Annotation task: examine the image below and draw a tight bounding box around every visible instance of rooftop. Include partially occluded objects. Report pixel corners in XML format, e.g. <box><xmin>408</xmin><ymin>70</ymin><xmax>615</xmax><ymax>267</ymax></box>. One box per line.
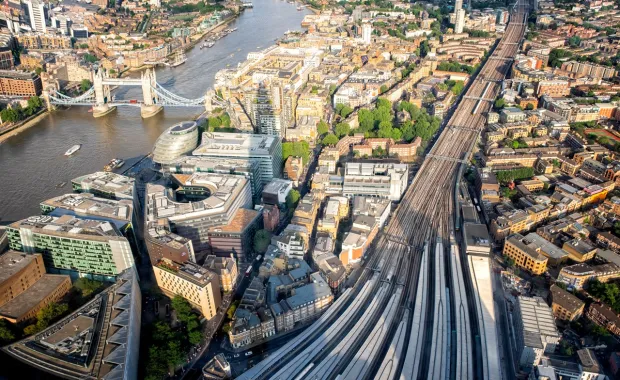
<box><xmin>0</xmin><ymin>69</ymin><xmax>39</xmax><ymax>80</ymax></box>
<box><xmin>212</xmin><ymin>208</ymin><xmax>261</xmax><ymax>234</ymax></box>
<box><xmin>517</xmin><ymin>296</ymin><xmax>560</xmax><ymax>349</ymax></box>
<box><xmin>285</xmin><ymin>272</ymin><xmax>332</xmax><ymax>309</ymax></box>
<box><xmin>10</xmin><ymin>215</ymin><xmax>125</xmax><ymax>243</ymax></box>
<box><xmin>3</xmin><ymin>269</ymin><xmax>141</xmax><ymax>380</ymax></box>
<box><xmin>193</xmin><ymin>132</ymin><xmax>279</xmax><ymax>157</ymax></box>
<box><xmin>156</xmin><ymin>260</ymin><xmax>218</xmax><ymax>288</ymax></box>
<box><xmin>41</xmin><ymin>193</ymin><xmax>133</xmax><ymax>223</ymax></box>
<box><xmin>550</xmin><ymin>285</ymin><xmax>584</xmax><ymax>314</ymax></box>
<box><xmin>71</xmin><ymin>172</ymin><xmax>134</xmax><ymax>200</ymax></box>
<box><xmin>0</xmin><ymin>275</ymin><xmax>69</xmax><ymax>320</ymax></box>
<box><xmin>0</xmin><ymin>251</ymin><xmax>38</xmax><ymax>285</ymax></box>
<box><xmin>146</xmin><ymin>172</ymin><xmax>249</xmax><ymax>224</ymax></box>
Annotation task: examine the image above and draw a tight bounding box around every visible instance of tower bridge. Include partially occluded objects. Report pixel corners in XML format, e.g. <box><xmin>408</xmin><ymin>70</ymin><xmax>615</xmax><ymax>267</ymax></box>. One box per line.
<box><xmin>43</xmin><ymin>69</ymin><xmax>221</xmax><ymax>118</ymax></box>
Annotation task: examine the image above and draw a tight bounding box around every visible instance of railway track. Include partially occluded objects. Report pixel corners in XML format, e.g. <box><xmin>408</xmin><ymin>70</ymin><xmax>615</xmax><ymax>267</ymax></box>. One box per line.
<box><xmin>237</xmin><ymin>2</ymin><xmax>528</xmax><ymax>379</ymax></box>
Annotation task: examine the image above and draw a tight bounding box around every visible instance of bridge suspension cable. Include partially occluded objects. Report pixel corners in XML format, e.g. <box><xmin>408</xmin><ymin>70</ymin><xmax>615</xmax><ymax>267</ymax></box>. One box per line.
<box><xmin>153</xmin><ymin>84</ymin><xmax>205</xmax><ymax>106</ymax></box>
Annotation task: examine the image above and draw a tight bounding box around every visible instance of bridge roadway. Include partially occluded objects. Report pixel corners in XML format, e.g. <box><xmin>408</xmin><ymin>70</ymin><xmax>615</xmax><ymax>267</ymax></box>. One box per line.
<box><xmin>236</xmin><ymin>3</ymin><xmax>527</xmax><ymax>379</ymax></box>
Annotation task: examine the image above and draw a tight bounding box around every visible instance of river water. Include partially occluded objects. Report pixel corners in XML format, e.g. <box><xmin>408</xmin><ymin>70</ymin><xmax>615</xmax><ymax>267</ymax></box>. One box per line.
<box><xmin>0</xmin><ymin>0</ymin><xmax>310</xmax><ymax>224</ymax></box>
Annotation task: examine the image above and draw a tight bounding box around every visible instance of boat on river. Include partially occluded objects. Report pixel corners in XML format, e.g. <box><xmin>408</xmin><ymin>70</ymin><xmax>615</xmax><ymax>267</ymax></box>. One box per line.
<box><xmin>104</xmin><ymin>158</ymin><xmax>125</xmax><ymax>172</ymax></box>
<box><xmin>64</xmin><ymin>144</ymin><xmax>81</xmax><ymax>156</ymax></box>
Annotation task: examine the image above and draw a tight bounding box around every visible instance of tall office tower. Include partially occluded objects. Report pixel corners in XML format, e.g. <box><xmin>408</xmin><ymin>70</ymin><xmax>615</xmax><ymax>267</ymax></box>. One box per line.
<box><xmin>362</xmin><ymin>23</ymin><xmax>372</xmax><ymax>44</ymax></box>
<box><xmin>455</xmin><ymin>8</ymin><xmax>466</xmax><ymax>34</ymax></box>
<box><xmin>24</xmin><ymin>0</ymin><xmax>46</xmax><ymax>32</ymax></box>
<box><xmin>455</xmin><ymin>0</ymin><xmax>463</xmax><ymax>11</ymax></box>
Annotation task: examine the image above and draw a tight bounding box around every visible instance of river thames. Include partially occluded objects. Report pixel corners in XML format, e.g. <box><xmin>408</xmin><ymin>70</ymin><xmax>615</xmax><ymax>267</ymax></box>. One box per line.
<box><xmin>0</xmin><ymin>0</ymin><xmax>310</xmax><ymax>224</ymax></box>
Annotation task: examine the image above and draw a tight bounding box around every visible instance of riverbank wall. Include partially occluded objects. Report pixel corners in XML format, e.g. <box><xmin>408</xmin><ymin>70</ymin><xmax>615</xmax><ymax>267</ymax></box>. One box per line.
<box><xmin>0</xmin><ymin>109</ymin><xmax>49</xmax><ymax>144</ymax></box>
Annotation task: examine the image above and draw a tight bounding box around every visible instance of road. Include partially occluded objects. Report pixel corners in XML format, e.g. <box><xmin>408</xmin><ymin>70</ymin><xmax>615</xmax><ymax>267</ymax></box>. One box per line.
<box><xmin>234</xmin><ymin>2</ymin><xmax>529</xmax><ymax>379</ymax></box>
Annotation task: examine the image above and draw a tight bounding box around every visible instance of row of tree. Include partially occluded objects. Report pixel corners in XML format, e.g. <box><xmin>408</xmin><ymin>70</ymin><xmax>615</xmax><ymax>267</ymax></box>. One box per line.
<box><xmin>282</xmin><ymin>141</ymin><xmax>311</xmax><ymax>165</ymax></box>
<box><xmin>0</xmin><ymin>96</ymin><xmax>43</xmax><ymax>123</ymax></box>
<box><xmin>145</xmin><ymin>296</ymin><xmax>203</xmax><ymax>380</ymax></box>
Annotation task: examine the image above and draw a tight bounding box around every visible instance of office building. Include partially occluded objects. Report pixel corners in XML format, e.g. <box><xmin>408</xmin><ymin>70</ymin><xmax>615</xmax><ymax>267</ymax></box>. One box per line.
<box><xmin>0</xmin><ymin>70</ymin><xmax>42</xmax><ymax>96</ymax></box>
<box><xmin>70</xmin><ymin>25</ymin><xmax>88</xmax><ymax>39</ymax></box>
<box><xmin>284</xmin><ymin>272</ymin><xmax>333</xmax><ymax>324</ymax></box>
<box><xmin>193</xmin><ymin>132</ymin><xmax>282</xmax><ymax>185</ymax></box>
<box><xmin>291</xmin><ymin>192</ymin><xmax>321</xmax><ymax>238</ymax></box>
<box><xmin>3</xmin><ymin>269</ymin><xmax>141</xmax><ymax>380</ymax></box>
<box><xmin>562</xmin><ymin>239</ymin><xmax>597</xmax><ymax>262</ymax></box>
<box><xmin>503</xmin><ymin>233</ymin><xmax>549</xmax><ymax>275</ymax></box>
<box><xmin>71</xmin><ymin>171</ymin><xmax>135</xmax><ymax>200</ymax></box>
<box><xmin>511</xmin><ymin>296</ymin><xmax>560</xmax><ymax>369</ymax></box>
<box><xmin>7</xmin><ymin>215</ymin><xmax>134</xmax><ymax>281</ymax></box>
<box><xmin>549</xmin><ymin>284</ymin><xmax>584</xmax><ymax>322</ymax></box>
<box><xmin>271</xmin><ymin>230</ymin><xmax>305</xmax><ymax>259</ymax></box>
<box><xmin>207</xmin><ymin>208</ymin><xmax>261</xmax><ymax>261</ymax></box>
<box><xmin>587</xmin><ymin>303</ymin><xmax>620</xmax><ymax>337</ymax></box>
<box><xmin>40</xmin><ymin>193</ymin><xmax>133</xmax><ymax>225</ymax></box>
<box><xmin>159</xmin><ymin>156</ymin><xmax>262</xmax><ymax>201</ymax></box>
<box><xmin>262</xmin><ymin>204</ymin><xmax>280</xmax><ymax>232</ymax></box>
<box><xmin>154</xmin><ymin>259</ymin><xmax>221</xmax><ymax>319</ymax></box>
<box><xmin>145</xmin><ymin>173</ymin><xmax>254</xmax><ymax>261</ymax></box>
<box><xmin>455</xmin><ymin>9</ymin><xmax>466</xmax><ymax>34</ymax></box>
<box><xmin>522</xmin><ymin>232</ymin><xmax>568</xmax><ymax>266</ymax></box>
<box><xmin>204</xmin><ymin>255</ymin><xmax>238</xmax><ymax>292</ymax></box>
<box><xmin>558</xmin><ymin>263</ymin><xmax>620</xmax><ymax>290</ymax></box>
<box><xmin>152</xmin><ymin>121</ymin><xmax>200</xmax><ymax>165</ymax></box>
<box><xmin>343</xmin><ymin>162</ymin><xmax>409</xmax><ymax>201</ymax></box>
<box><xmin>24</xmin><ymin>0</ymin><xmax>46</xmax><ymax>32</ymax></box>
<box><xmin>0</xmin><ymin>251</ymin><xmax>71</xmax><ymax>323</ymax></box>
<box><xmin>262</xmin><ymin>179</ymin><xmax>293</xmax><ymax>205</ymax></box>
<box><xmin>362</xmin><ymin>23</ymin><xmax>372</xmax><ymax>44</ymax></box>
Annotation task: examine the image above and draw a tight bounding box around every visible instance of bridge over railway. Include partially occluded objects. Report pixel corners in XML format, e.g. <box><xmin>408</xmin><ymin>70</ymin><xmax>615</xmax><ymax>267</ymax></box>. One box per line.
<box><xmin>42</xmin><ymin>69</ymin><xmax>224</xmax><ymax>118</ymax></box>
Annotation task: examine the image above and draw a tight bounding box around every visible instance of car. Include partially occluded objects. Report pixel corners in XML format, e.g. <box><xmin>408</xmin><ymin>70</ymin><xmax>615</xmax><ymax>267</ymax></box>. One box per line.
<box><xmin>245</xmin><ymin>351</ymin><xmax>253</xmax><ymax>357</ymax></box>
<box><xmin>233</xmin><ymin>353</ymin><xmax>240</xmax><ymax>358</ymax></box>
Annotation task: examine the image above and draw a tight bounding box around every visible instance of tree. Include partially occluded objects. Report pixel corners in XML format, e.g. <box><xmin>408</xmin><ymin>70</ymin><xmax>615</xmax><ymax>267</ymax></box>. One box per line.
<box><xmin>282</xmin><ymin>141</ymin><xmax>310</xmax><ymax>164</ymax></box>
<box><xmin>35</xmin><ymin>67</ymin><xmax>43</xmax><ymax>75</ymax></box>
<box><xmin>335</xmin><ymin>122</ymin><xmax>350</xmax><ymax>138</ymax></box>
<box><xmin>226</xmin><ymin>301</ymin><xmax>239</xmax><ymax>320</ymax></box>
<box><xmin>253</xmin><ymin>229</ymin><xmax>271</xmax><ymax>254</ymax></box>
<box><xmin>376</xmin><ymin>97</ymin><xmax>391</xmax><ymax>110</ymax></box>
<box><xmin>560</xmin><ymin>340</ymin><xmax>574</xmax><ymax>356</ymax></box>
<box><xmin>419</xmin><ymin>40</ymin><xmax>430</xmax><ymax>58</ymax></box>
<box><xmin>83</xmin><ymin>53</ymin><xmax>98</xmax><ymax>63</ymax></box>
<box><xmin>286</xmin><ymin>189</ymin><xmax>301</xmax><ymax>209</ymax></box>
<box><xmin>494</xmin><ymin>98</ymin><xmax>506</xmax><ymax>109</ymax></box>
<box><xmin>80</xmin><ymin>79</ymin><xmax>93</xmax><ymax>93</ymax></box>
<box><xmin>568</xmin><ymin>35</ymin><xmax>582</xmax><ymax>47</ymax></box>
<box><xmin>317</xmin><ymin>120</ymin><xmax>329</xmax><ymax>136</ymax></box>
<box><xmin>525</xmin><ymin>103</ymin><xmax>534</xmax><ymax>110</ymax></box>
<box><xmin>322</xmin><ymin>133</ymin><xmax>339</xmax><ymax>146</ymax></box>
<box><xmin>171</xmin><ymin>296</ymin><xmax>202</xmax><ymax>345</ymax></box>
<box><xmin>0</xmin><ymin>320</ymin><xmax>16</xmax><ymax>344</ymax></box>
<box><xmin>338</xmin><ymin>105</ymin><xmax>353</xmax><ymax>118</ymax></box>
<box><xmin>380</xmin><ymin>84</ymin><xmax>388</xmax><ymax>94</ymax></box>
<box><xmin>74</xmin><ymin>278</ymin><xmax>103</xmax><ymax>297</ymax></box>
<box><xmin>24</xmin><ymin>302</ymin><xmax>69</xmax><ymax>335</ymax></box>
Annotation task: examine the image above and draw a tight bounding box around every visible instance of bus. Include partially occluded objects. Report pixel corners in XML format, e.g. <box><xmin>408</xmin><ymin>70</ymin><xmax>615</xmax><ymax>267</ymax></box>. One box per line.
<box><xmin>245</xmin><ymin>267</ymin><xmax>252</xmax><ymax>277</ymax></box>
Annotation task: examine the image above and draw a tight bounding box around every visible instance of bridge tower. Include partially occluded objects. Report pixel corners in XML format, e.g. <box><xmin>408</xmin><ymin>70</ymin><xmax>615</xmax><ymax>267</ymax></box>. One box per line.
<box><xmin>140</xmin><ymin>69</ymin><xmax>162</xmax><ymax>118</ymax></box>
<box><xmin>92</xmin><ymin>69</ymin><xmax>116</xmax><ymax>118</ymax></box>
<box><xmin>204</xmin><ymin>89</ymin><xmax>216</xmax><ymax>113</ymax></box>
